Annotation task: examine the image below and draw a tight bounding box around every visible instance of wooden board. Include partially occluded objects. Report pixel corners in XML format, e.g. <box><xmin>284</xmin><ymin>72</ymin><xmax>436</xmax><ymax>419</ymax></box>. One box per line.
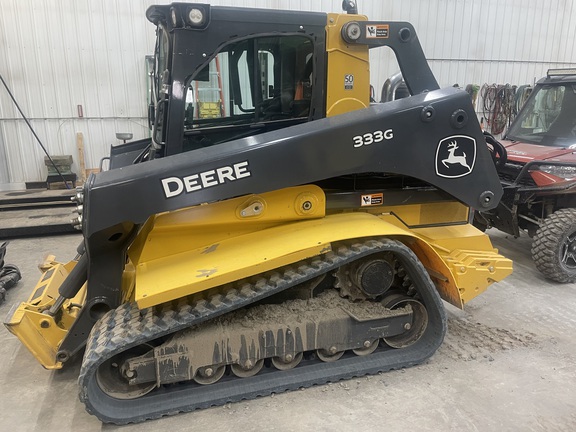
<box><xmin>77</xmin><ymin>132</ymin><xmax>87</xmax><ymax>183</ymax></box>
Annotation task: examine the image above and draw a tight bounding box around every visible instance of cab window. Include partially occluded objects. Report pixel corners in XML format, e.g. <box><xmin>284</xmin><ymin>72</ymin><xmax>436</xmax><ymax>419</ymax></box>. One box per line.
<box><xmin>183</xmin><ymin>35</ymin><xmax>314</xmax><ymax>150</ymax></box>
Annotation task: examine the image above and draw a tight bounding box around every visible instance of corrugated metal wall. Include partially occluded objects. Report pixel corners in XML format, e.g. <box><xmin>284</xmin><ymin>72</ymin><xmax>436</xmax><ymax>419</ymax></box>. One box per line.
<box><xmin>0</xmin><ymin>0</ymin><xmax>158</xmax><ymax>189</ymax></box>
<box><xmin>1</xmin><ymin>0</ymin><xmax>575</xmax><ymax>189</ymax></box>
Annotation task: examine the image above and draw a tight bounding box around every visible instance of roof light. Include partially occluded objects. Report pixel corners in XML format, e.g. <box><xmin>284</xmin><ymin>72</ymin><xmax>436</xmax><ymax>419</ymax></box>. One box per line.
<box><xmin>188</xmin><ymin>8</ymin><xmax>205</xmax><ymax>25</ymax></box>
<box><xmin>547</xmin><ymin>68</ymin><xmax>576</xmax><ymax>77</ymax></box>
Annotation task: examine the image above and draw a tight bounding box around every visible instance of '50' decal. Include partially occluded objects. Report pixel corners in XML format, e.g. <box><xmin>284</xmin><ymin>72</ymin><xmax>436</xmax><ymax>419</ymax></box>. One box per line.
<box><xmin>352</xmin><ymin>129</ymin><xmax>393</xmax><ymax>147</ymax></box>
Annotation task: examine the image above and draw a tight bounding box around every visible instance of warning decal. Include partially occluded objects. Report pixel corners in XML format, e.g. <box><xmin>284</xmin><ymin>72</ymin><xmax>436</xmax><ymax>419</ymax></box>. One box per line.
<box><xmin>361</xmin><ymin>193</ymin><xmax>384</xmax><ymax>207</ymax></box>
<box><xmin>366</xmin><ymin>24</ymin><xmax>389</xmax><ymax>38</ymax></box>
<box><xmin>344</xmin><ymin>74</ymin><xmax>354</xmax><ymax>90</ymax></box>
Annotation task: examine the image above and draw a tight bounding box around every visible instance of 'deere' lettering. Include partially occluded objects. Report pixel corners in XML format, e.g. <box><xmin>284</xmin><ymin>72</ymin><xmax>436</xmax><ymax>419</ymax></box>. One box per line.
<box><xmin>161</xmin><ymin>161</ymin><xmax>252</xmax><ymax>198</ymax></box>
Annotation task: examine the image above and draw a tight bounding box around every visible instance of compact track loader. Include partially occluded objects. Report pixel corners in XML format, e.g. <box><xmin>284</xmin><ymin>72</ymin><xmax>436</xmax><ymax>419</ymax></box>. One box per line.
<box><xmin>5</xmin><ymin>2</ymin><xmax>512</xmax><ymax>423</ymax></box>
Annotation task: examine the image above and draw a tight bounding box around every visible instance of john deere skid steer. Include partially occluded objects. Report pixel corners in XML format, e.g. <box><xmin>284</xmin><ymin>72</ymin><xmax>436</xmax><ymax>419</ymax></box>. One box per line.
<box><xmin>5</xmin><ymin>2</ymin><xmax>512</xmax><ymax>423</ymax></box>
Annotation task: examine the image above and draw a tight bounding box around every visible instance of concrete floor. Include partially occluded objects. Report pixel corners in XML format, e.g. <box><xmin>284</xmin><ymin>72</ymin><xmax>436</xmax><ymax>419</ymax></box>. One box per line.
<box><xmin>1</xmin><ymin>230</ymin><xmax>575</xmax><ymax>432</ymax></box>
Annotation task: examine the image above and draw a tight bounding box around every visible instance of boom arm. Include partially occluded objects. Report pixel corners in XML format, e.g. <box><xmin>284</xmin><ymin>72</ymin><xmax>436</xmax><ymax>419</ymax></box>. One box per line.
<box><xmin>86</xmin><ymin>87</ymin><xmax>498</xmax><ymax>236</ymax></box>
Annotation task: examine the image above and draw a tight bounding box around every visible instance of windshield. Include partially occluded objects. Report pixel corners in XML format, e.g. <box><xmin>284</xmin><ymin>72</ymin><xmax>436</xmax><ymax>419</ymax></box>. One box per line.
<box><xmin>184</xmin><ymin>35</ymin><xmax>314</xmax><ymax>130</ymax></box>
<box><xmin>507</xmin><ymin>83</ymin><xmax>576</xmax><ymax>147</ymax></box>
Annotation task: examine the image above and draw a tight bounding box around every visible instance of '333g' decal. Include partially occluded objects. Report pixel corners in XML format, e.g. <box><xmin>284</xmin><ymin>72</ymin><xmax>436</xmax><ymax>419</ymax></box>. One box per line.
<box><xmin>352</xmin><ymin>129</ymin><xmax>393</xmax><ymax>147</ymax></box>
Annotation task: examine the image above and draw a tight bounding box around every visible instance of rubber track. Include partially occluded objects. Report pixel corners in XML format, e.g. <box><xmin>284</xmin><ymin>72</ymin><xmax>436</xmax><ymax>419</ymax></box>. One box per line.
<box><xmin>531</xmin><ymin>208</ymin><xmax>576</xmax><ymax>283</ymax></box>
<box><xmin>79</xmin><ymin>238</ymin><xmax>447</xmax><ymax>424</ymax></box>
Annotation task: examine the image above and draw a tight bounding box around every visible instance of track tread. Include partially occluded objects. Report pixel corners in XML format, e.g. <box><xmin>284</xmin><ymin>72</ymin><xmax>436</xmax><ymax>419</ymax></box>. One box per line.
<box><xmin>531</xmin><ymin>208</ymin><xmax>576</xmax><ymax>283</ymax></box>
<box><xmin>79</xmin><ymin>238</ymin><xmax>446</xmax><ymax>424</ymax></box>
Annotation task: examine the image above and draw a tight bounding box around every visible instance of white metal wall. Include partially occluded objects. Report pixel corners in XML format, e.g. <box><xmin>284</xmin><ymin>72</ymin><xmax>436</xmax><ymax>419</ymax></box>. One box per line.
<box><xmin>1</xmin><ymin>0</ymin><xmax>575</xmax><ymax>189</ymax></box>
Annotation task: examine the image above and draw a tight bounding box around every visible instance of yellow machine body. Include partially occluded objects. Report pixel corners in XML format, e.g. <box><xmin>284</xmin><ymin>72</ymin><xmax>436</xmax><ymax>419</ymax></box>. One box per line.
<box><xmin>6</xmin><ymin>185</ymin><xmax>512</xmax><ymax>369</ymax></box>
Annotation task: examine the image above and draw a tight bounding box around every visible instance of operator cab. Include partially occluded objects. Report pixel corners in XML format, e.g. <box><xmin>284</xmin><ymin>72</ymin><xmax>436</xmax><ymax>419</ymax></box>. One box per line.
<box><xmin>147</xmin><ymin>3</ymin><xmax>327</xmax><ymax>159</ymax></box>
<box><xmin>109</xmin><ymin>2</ymin><xmax>439</xmax><ymax>168</ymax></box>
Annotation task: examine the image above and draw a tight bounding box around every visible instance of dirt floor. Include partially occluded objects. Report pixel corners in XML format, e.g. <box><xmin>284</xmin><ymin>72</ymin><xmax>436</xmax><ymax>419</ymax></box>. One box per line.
<box><xmin>1</xmin><ymin>230</ymin><xmax>575</xmax><ymax>432</ymax></box>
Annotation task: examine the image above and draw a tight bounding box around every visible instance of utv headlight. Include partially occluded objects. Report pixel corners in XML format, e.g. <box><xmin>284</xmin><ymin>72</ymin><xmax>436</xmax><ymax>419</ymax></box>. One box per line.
<box><xmin>539</xmin><ymin>165</ymin><xmax>576</xmax><ymax>180</ymax></box>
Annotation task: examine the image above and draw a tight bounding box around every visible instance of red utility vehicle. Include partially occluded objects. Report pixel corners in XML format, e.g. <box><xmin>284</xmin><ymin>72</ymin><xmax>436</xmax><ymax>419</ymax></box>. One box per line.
<box><xmin>476</xmin><ymin>69</ymin><xmax>576</xmax><ymax>282</ymax></box>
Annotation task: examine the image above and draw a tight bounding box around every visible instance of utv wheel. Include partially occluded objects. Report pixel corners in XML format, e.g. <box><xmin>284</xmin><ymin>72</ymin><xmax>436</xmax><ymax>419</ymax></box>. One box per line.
<box><xmin>531</xmin><ymin>208</ymin><xmax>576</xmax><ymax>283</ymax></box>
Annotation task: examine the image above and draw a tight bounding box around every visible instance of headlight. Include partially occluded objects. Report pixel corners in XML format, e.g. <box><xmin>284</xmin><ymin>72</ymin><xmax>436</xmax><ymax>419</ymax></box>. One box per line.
<box><xmin>539</xmin><ymin>165</ymin><xmax>576</xmax><ymax>180</ymax></box>
<box><xmin>188</xmin><ymin>8</ymin><xmax>205</xmax><ymax>25</ymax></box>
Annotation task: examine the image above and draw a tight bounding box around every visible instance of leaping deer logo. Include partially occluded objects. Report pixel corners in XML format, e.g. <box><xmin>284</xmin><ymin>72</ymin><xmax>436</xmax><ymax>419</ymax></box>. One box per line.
<box><xmin>442</xmin><ymin>140</ymin><xmax>471</xmax><ymax>171</ymax></box>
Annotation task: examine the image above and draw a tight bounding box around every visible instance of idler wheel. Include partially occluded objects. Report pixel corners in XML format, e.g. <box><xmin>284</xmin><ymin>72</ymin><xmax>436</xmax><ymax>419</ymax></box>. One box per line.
<box><xmin>382</xmin><ymin>293</ymin><xmax>428</xmax><ymax>349</ymax></box>
<box><xmin>271</xmin><ymin>352</ymin><xmax>303</xmax><ymax>370</ymax></box>
<box><xmin>230</xmin><ymin>359</ymin><xmax>265</xmax><ymax>378</ymax></box>
<box><xmin>95</xmin><ymin>344</ymin><xmax>156</xmax><ymax>400</ymax></box>
<box><xmin>316</xmin><ymin>348</ymin><xmax>345</xmax><ymax>362</ymax></box>
<box><xmin>352</xmin><ymin>339</ymin><xmax>379</xmax><ymax>356</ymax></box>
<box><xmin>193</xmin><ymin>365</ymin><xmax>226</xmax><ymax>385</ymax></box>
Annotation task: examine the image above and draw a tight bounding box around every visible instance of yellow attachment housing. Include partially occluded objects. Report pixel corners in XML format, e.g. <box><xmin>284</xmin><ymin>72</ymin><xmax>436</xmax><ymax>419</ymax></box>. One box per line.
<box><xmin>4</xmin><ymin>261</ymin><xmax>86</xmax><ymax>370</ymax></box>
